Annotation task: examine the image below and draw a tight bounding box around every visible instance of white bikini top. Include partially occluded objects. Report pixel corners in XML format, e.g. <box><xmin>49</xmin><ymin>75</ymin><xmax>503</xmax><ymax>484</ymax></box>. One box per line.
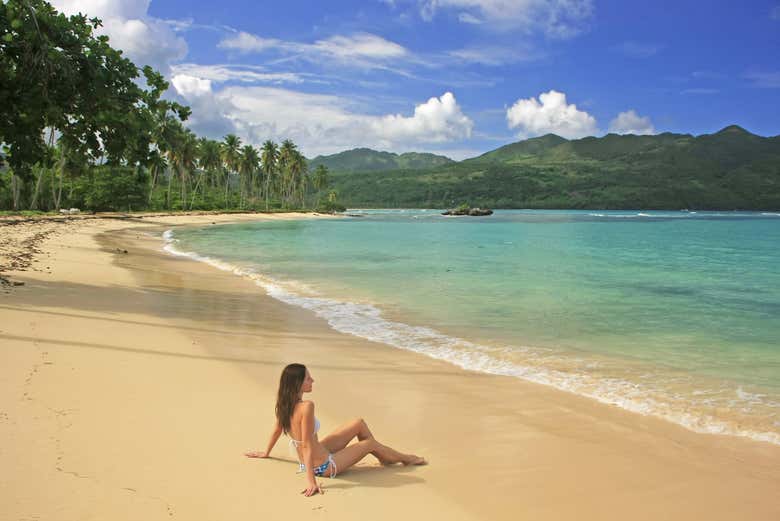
<box><xmin>289</xmin><ymin>416</ymin><xmax>320</xmax><ymax>447</ymax></box>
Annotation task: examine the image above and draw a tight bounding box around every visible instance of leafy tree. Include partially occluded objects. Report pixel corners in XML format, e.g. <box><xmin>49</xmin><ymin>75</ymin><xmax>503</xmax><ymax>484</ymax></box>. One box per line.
<box><xmin>0</xmin><ymin>0</ymin><xmax>189</xmax><ymax>210</ymax></box>
<box><xmin>221</xmin><ymin>134</ymin><xmax>242</xmax><ymax>206</ymax></box>
<box><xmin>260</xmin><ymin>140</ymin><xmax>279</xmax><ymax>210</ymax></box>
<box><xmin>313</xmin><ymin>164</ymin><xmax>329</xmax><ymax>192</ymax></box>
<box><xmin>198</xmin><ymin>138</ymin><xmax>222</xmax><ymax>190</ymax></box>
<box><xmin>238</xmin><ymin>144</ymin><xmax>260</xmax><ymax>207</ymax></box>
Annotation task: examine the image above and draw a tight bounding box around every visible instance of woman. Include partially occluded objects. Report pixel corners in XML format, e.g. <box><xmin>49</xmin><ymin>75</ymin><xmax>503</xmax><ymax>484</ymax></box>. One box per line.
<box><xmin>245</xmin><ymin>363</ymin><xmax>426</xmax><ymax>496</ymax></box>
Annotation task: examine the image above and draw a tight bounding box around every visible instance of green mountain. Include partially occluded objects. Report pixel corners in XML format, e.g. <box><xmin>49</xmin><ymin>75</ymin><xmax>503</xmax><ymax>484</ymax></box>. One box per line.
<box><xmin>467</xmin><ymin>133</ymin><xmax>568</xmax><ymax>163</ymax></box>
<box><xmin>328</xmin><ymin>126</ymin><xmax>780</xmax><ymax>210</ymax></box>
<box><xmin>308</xmin><ymin>148</ymin><xmax>454</xmax><ymax>173</ymax></box>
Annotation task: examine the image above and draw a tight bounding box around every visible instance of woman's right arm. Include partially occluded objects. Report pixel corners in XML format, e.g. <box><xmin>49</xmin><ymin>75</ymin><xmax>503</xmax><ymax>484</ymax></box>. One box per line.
<box><xmin>244</xmin><ymin>419</ymin><xmax>282</xmax><ymax>458</ymax></box>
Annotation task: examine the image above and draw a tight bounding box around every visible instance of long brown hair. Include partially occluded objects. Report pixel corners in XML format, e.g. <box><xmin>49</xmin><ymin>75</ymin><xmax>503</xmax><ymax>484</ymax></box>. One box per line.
<box><xmin>275</xmin><ymin>363</ymin><xmax>307</xmax><ymax>435</ymax></box>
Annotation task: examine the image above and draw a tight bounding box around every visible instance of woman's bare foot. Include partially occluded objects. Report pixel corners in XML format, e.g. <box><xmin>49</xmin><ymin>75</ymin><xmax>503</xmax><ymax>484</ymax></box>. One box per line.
<box><xmin>404</xmin><ymin>455</ymin><xmax>427</xmax><ymax>466</ymax></box>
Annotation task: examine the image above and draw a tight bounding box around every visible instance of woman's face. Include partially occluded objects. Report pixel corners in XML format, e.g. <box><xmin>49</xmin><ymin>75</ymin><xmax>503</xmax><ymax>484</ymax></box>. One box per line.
<box><xmin>301</xmin><ymin>370</ymin><xmax>314</xmax><ymax>394</ymax></box>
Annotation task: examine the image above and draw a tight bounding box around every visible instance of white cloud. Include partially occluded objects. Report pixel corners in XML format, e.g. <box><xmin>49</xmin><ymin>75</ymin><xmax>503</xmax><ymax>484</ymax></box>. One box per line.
<box><xmin>171</xmin><ymin>78</ymin><xmax>473</xmax><ymax>156</ymax></box>
<box><xmin>171</xmin><ymin>74</ymin><xmax>213</xmax><ymax>97</ymax></box>
<box><xmin>419</xmin><ymin>0</ymin><xmax>594</xmax><ymax>37</ymax></box>
<box><xmin>171</xmin><ymin>64</ymin><xmax>305</xmax><ymax>84</ymax></box>
<box><xmin>217</xmin><ymin>31</ymin><xmax>408</xmax><ymax>65</ymax></box>
<box><xmin>313</xmin><ymin>34</ymin><xmax>408</xmax><ymax>59</ymax></box>
<box><xmin>448</xmin><ymin>45</ymin><xmax>539</xmax><ymax>65</ymax></box>
<box><xmin>51</xmin><ymin>0</ymin><xmax>187</xmax><ymax>74</ymax></box>
<box><xmin>771</xmin><ymin>5</ymin><xmax>780</xmax><ymax>20</ymax></box>
<box><xmin>372</xmin><ymin>92</ymin><xmax>473</xmax><ymax>143</ymax></box>
<box><xmin>218</xmin><ymin>32</ymin><xmax>283</xmax><ymax>53</ymax></box>
<box><xmin>506</xmin><ymin>90</ymin><xmax>597</xmax><ymax>139</ymax></box>
<box><xmin>53</xmin><ymin>0</ymin><xmax>149</xmax><ymax>20</ymax></box>
<box><xmin>608</xmin><ymin>110</ymin><xmax>655</xmax><ymax>135</ymax></box>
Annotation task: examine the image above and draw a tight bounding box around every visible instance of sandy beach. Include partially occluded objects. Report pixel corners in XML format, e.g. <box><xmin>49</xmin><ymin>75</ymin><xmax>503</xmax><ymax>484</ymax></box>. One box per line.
<box><xmin>2</xmin><ymin>213</ymin><xmax>779</xmax><ymax>521</ymax></box>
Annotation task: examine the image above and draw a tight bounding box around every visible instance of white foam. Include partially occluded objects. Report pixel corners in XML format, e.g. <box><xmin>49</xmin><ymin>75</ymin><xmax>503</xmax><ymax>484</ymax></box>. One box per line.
<box><xmin>162</xmin><ymin>229</ymin><xmax>780</xmax><ymax>446</ymax></box>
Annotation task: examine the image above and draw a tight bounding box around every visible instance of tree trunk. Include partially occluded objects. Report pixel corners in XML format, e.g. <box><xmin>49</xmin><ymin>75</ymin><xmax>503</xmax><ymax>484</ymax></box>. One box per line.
<box><xmin>54</xmin><ymin>156</ymin><xmax>65</xmax><ymax>211</ymax></box>
<box><xmin>166</xmin><ymin>167</ymin><xmax>173</xmax><ymax>209</ymax></box>
<box><xmin>224</xmin><ymin>172</ymin><xmax>230</xmax><ymax>208</ymax></box>
<box><xmin>148</xmin><ymin>166</ymin><xmax>158</xmax><ymax>204</ymax></box>
<box><xmin>189</xmin><ymin>172</ymin><xmax>202</xmax><ymax>210</ymax></box>
<box><xmin>264</xmin><ymin>171</ymin><xmax>270</xmax><ymax>211</ymax></box>
<box><xmin>29</xmin><ymin>165</ymin><xmax>45</xmax><ymax>210</ymax></box>
<box><xmin>11</xmin><ymin>175</ymin><xmax>21</xmax><ymax>211</ymax></box>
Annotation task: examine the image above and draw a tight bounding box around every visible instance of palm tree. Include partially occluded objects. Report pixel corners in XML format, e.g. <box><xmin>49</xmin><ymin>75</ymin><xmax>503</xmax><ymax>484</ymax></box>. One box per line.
<box><xmin>312</xmin><ymin>164</ymin><xmax>328</xmax><ymax>197</ymax></box>
<box><xmin>147</xmin><ymin>150</ymin><xmax>167</xmax><ymax>204</ymax></box>
<box><xmin>289</xmin><ymin>151</ymin><xmax>308</xmax><ymax>208</ymax></box>
<box><xmin>278</xmin><ymin>139</ymin><xmax>298</xmax><ymax>207</ymax></box>
<box><xmin>260</xmin><ymin>140</ymin><xmax>278</xmax><ymax>210</ymax></box>
<box><xmin>238</xmin><ymin>144</ymin><xmax>260</xmax><ymax>208</ymax></box>
<box><xmin>153</xmin><ymin>116</ymin><xmax>188</xmax><ymax>209</ymax></box>
<box><xmin>198</xmin><ymin>138</ymin><xmax>222</xmax><ymax>191</ymax></box>
<box><xmin>169</xmin><ymin>128</ymin><xmax>198</xmax><ymax>208</ymax></box>
<box><xmin>221</xmin><ymin>134</ymin><xmax>242</xmax><ymax>207</ymax></box>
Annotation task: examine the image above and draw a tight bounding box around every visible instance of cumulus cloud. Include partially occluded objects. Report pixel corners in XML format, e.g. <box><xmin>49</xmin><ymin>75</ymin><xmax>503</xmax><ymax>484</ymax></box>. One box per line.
<box><xmin>608</xmin><ymin>110</ymin><xmax>655</xmax><ymax>135</ymax></box>
<box><xmin>506</xmin><ymin>90</ymin><xmax>597</xmax><ymax>139</ymax></box>
<box><xmin>372</xmin><ymin>92</ymin><xmax>473</xmax><ymax>142</ymax></box>
<box><xmin>171</xmin><ymin>74</ymin><xmax>213</xmax><ymax>98</ymax></box>
<box><xmin>170</xmin><ymin>78</ymin><xmax>473</xmax><ymax>156</ymax></box>
<box><xmin>51</xmin><ymin>0</ymin><xmax>187</xmax><ymax>74</ymax></box>
<box><xmin>419</xmin><ymin>0</ymin><xmax>594</xmax><ymax>37</ymax></box>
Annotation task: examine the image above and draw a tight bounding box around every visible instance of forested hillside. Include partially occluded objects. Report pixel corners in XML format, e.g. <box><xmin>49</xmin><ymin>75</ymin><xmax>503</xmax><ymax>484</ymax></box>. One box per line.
<box><xmin>329</xmin><ymin>126</ymin><xmax>780</xmax><ymax>210</ymax></box>
<box><xmin>308</xmin><ymin>148</ymin><xmax>453</xmax><ymax>173</ymax></box>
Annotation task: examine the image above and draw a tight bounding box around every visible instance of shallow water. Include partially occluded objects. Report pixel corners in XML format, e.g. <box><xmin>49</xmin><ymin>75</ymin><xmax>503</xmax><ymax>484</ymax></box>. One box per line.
<box><xmin>165</xmin><ymin>210</ymin><xmax>780</xmax><ymax>444</ymax></box>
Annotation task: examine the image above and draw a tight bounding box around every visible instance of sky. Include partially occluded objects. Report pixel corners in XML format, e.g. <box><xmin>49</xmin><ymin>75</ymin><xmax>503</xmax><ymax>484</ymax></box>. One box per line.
<box><xmin>51</xmin><ymin>0</ymin><xmax>780</xmax><ymax>160</ymax></box>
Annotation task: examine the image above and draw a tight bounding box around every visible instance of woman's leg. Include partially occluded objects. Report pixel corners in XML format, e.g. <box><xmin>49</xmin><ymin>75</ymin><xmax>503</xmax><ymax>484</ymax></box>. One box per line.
<box><xmin>320</xmin><ymin>418</ymin><xmax>374</xmax><ymax>453</ymax></box>
<box><xmin>330</xmin><ymin>438</ymin><xmax>425</xmax><ymax>475</ymax></box>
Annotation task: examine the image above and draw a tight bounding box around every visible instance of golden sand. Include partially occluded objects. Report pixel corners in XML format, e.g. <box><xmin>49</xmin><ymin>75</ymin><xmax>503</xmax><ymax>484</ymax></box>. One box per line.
<box><xmin>1</xmin><ymin>213</ymin><xmax>779</xmax><ymax>520</ymax></box>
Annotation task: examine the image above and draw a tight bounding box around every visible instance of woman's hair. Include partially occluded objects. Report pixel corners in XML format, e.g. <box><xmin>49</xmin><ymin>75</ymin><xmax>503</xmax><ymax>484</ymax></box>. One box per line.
<box><xmin>275</xmin><ymin>363</ymin><xmax>307</xmax><ymax>435</ymax></box>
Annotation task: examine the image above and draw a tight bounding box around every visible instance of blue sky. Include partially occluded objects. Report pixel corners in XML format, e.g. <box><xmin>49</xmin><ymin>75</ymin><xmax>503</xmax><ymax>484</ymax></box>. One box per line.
<box><xmin>52</xmin><ymin>0</ymin><xmax>780</xmax><ymax>159</ymax></box>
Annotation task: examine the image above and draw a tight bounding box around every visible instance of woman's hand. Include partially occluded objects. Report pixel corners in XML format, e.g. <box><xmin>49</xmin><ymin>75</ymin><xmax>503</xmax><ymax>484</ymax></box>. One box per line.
<box><xmin>301</xmin><ymin>480</ymin><xmax>324</xmax><ymax>497</ymax></box>
<box><xmin>244</xmin><ymin>450</ymin><xmax>269</xmax><ymax>458</ymax></box>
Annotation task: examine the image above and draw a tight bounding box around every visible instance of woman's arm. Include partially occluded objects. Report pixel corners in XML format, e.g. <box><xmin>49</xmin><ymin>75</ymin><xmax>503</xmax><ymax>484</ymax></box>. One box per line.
<box><xmin>299</xmin><ymin>401</ymin><xmax>323</xmax><ymax>497</ymax></box>
<box><xmin>244</xmin><ymin>419</ymin><xmax>282</xmax><ymax>458</ymax></box>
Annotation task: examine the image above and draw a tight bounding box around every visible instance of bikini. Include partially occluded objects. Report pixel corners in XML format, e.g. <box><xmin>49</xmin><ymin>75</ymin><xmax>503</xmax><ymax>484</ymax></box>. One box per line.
<box><xmin>289</xmin><ymin>416</ymin><xmax>338</xmax><ymax>478</ymax></box>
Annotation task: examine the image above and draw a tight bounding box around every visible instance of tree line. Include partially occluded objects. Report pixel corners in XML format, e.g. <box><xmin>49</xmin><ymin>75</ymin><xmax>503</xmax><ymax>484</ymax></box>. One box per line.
<box><xmin>0</xmin><ymin>0</ymin><xmax>339</xmax><ymax>213</ymax></box>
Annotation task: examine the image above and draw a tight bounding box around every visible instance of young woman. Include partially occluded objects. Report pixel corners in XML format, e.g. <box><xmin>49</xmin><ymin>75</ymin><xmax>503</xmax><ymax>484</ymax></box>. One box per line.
<box><xmin>245</xmin><ymin>363</ymin><xmax>426</xmax><ymax>496</ymax></box>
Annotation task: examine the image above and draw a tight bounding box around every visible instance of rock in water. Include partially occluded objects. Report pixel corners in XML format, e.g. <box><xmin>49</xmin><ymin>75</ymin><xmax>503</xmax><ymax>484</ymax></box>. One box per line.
<box><xmin>442</xmin><ymin>206</ymin><xmax>493</xmax><ymax>216</ymax></box>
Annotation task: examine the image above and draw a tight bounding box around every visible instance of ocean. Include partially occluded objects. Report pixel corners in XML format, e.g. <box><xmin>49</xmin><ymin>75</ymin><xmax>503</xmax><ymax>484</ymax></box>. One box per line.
<box><xmin>163</xmin><ymin>209</ymin><xmax>780</xmax><ymax>445</ymax></box>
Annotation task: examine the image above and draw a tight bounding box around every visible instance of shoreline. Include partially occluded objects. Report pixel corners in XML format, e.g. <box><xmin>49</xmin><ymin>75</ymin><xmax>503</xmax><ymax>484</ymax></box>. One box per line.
<box><xmin>2</xmin><ymin>214</ymin><xmax>779</xmax><ymax>520</ymax></box>
<box><xmin>163</xmin><ymin>218</ymin><xmax>780</xmax><ymax>448</ymax></box>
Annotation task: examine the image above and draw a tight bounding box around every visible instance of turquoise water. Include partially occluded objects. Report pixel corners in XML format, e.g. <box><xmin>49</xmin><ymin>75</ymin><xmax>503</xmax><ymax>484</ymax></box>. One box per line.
<box><xmin>165</xmin><ymin>210</ymin><xmax>780</xmax><ymax>444</ymax></box>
